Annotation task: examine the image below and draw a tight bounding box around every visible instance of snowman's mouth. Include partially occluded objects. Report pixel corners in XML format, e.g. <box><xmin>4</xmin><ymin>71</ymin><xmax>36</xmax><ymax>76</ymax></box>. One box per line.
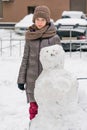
<box><xmin>51</xmin><ymin>54</ymin><xmax>55</xmax><ymax>56</ymax></box>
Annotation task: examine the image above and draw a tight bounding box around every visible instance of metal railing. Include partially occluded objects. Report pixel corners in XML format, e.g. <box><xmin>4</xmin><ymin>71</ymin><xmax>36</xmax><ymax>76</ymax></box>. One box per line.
<box><xmin>0</xmin><ymin>27</ymin><xmax>87</xmax><ymax>57</ymax></box>
<box><xmin>0</xmin><ymin>38</ymin><xmax>25</xmax><ymax>56</ymax></box>
<box><xmin>56</xmin><ymin>24</ymin><xmax>87</xmax><ymax>57</ymax></box>
<box><xmin>61</xmin><ymin>39</ymin><xmax>87</xmax><ymax>58</ymax></box>
<box><xmin>0</xmin><ymin>28</ymin><xmax>25</xmax><ymax>56</ymax></box>
<box><xmin>0</xmin><ymin>38</ymin><xmax>87</xmax><ymax>58</ymax></box>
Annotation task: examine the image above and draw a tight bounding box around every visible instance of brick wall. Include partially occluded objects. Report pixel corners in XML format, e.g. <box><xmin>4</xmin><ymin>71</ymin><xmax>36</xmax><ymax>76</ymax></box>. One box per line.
<box><xmin>0</xmin><ymin>0</ymin><xmax>69</xmax><ymax>22</ymax></box>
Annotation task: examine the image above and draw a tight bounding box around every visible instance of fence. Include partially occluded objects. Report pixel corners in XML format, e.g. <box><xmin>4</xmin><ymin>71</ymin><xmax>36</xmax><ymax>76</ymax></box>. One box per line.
<box><xmin>0</xmin><ymin>38</ymin><xmax>25</xmax><ymax>56</ymax></box>
<box><xmin>0</xmin><ymin>28</ymin><xmax>87</xmax><ymax>57</ymax></box>
<box><xmin>0</xmin><ymin>38</ymin><xmax>87</xmax><ymax>58</ymax></box>
<box><xmin>0</xmin><ymin>28</ymin><xmax>25</xmax><ymax>57</ymax></box>
<box><xmin>56</xmin><ymin>24</ymin><xmax>87</xmax><ymax>58</ymax></box>
<box><xmin>61</xmin><ymin>39</ymin><xmax>87</xmax><ymax>58</ymax></box>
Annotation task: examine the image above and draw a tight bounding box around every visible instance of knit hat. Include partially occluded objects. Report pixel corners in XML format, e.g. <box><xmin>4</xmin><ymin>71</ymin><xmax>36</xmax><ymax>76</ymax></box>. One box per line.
<box><xmin>33</xmin><ymin>5</ymin><xmax>50</xmax><ymax>23</ymax></box>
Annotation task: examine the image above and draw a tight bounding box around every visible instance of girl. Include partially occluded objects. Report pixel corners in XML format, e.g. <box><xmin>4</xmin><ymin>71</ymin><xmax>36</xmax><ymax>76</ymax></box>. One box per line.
<box><xmin>17</xmin><ymin>5</ymin><xmax>61</xmax><ymax>120</ymax></box>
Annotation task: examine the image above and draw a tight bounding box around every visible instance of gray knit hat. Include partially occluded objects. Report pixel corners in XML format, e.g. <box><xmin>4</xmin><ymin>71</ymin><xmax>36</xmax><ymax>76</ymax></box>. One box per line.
<box><xmin>33</xmin><ymin>5</ymin><xmax>50</xmax><ymax>23</ymax></box>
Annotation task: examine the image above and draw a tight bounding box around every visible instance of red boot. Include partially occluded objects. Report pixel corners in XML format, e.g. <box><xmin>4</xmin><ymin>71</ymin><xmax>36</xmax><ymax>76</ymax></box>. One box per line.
<box><xmin>29</xmin><ymin>102</ymin><xmax>38</xmax><ymax>120</ymax></box>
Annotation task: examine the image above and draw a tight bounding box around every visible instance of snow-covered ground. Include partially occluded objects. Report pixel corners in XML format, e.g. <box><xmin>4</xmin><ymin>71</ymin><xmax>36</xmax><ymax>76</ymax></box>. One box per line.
<box><xmin>0</xmin><ymin>29</ymin><xmax>87</xmax><ymax>129</ymax></box>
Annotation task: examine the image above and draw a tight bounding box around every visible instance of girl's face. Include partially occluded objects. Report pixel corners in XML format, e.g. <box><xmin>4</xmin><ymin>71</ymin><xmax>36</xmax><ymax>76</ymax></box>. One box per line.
<box><xmin>35</xmin><ymin>17</ymin><xmax>47</xmax><ymax>29</ymax></box>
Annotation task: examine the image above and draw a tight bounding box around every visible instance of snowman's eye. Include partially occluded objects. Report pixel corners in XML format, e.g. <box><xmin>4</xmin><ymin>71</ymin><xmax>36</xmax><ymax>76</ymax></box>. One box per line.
<box><xmin>46</xmin><ymin>50</ymin><xmax>48</xmax><ymax>53</ymax></box>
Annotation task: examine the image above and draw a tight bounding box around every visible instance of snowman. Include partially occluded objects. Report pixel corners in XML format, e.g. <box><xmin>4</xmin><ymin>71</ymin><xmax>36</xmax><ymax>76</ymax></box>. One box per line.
<box><xmin>30</xmin><ymin>45</ymin><xmax>87</xmax><ymax>130</ymax></box>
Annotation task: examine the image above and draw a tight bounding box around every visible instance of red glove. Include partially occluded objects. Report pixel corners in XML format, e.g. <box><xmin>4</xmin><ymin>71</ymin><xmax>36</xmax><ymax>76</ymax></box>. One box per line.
<box><xmin>29</xmin><ymin>102</ymin><xmax>38</xmax><ymax>120</ymax></box>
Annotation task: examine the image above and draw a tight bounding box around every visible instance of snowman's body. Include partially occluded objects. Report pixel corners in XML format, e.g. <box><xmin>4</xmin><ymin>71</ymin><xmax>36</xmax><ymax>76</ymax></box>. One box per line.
<box><xmin>30</xmin><ymin>45</ymin><xmax>87</xmax><ymax>130</ymax></box>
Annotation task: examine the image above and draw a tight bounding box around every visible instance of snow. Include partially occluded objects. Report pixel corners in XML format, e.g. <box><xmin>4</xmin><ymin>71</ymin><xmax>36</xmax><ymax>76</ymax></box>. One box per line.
<box><xmin>54</xmin><ymin>18</ymin><xmax>87</xmax><ymax>26</ymax></box>
<box><xmin>54</xmin><ymin>11</ymin><xmax>87</xmax><ymax>35</ymax></box>
<box><xmin>54</xmin><ymin>18</ymin><xmax>87</xmax><ymax>36</ymax></box>
<box><xmin>55</xmin><ymin>10</ymin><xmax>87</xmax><ymax>26</ymax></box>
<box><xmin>0</xmin><ymin>29</ymin><xmax>87</xmax><ymax>129</ymax></box>
<box><xmin>30</xmin><ymin>45</ymin><xmax>87</xmax><ymax>130</ymax></box>
<box><xmin>15</xmin><ymin>14</ymin><xmax>33</xmax><ymax>28</ymax></box>
<box><xmin>62</xmin><ymin>11</ymin><xmax>86</xmax><ymax>19</ymax></box>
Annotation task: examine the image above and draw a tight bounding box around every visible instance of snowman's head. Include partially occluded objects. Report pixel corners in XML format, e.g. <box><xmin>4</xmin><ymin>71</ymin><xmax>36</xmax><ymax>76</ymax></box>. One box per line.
<box><xmin>40</xmin><ymin>45</ymin><xmax>65</xmax><ymax>70</ymax></box>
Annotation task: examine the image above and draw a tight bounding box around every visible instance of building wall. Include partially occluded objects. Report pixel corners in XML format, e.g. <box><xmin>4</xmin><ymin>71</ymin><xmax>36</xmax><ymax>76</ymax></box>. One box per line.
<box><xmin>86</xmin><ymin>0</ymin><xmax>87</xmax><ymax>15</ymax></box>
<box><xmin>0</xmin><ymin>0</ymin><xmax>69</xmax><ymax>22</ymax></box>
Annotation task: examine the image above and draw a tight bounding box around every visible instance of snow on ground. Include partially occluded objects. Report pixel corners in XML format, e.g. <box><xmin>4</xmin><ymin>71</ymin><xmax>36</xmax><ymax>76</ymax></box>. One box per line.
<box><xmin>0</xmin><ymin>29</ymin><xmax>87</xmax><ymax>129</ymax></box>
<box><xmin>0</xmin><ymin>57</ymin><xmax>29</xmax><ymax>130</ymax></box>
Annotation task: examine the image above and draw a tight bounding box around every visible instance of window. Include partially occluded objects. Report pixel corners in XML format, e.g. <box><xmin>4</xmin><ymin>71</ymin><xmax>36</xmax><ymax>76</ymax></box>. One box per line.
<box><xmin>27</xmin><ymin>6</ymin><xmax>36</xmax><ymax>14</ymax></box>
<box><xmin>0</xmin><ymin>0</ymin><xmax>3</xmax><ymax>18</ymax></box>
